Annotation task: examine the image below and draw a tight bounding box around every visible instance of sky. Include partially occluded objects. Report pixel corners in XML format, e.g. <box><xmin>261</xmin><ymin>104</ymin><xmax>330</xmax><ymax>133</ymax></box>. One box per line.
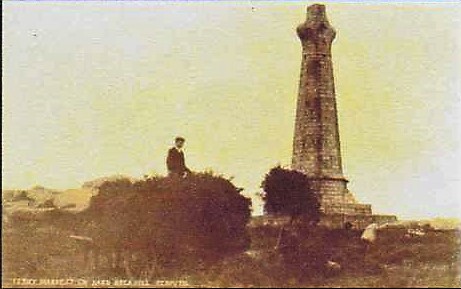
<box><xmin>3</xmin><ymin>1</ymin><xmax>461</xmax><ymax>219</ymax></box>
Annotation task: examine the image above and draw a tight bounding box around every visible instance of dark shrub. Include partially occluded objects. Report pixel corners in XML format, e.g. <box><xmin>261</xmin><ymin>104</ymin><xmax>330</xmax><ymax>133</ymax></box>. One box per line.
<box><xmin>81</xmin><ymin>172</ymin><xmax>251</xmax><ymax>274</ymax></box>
<box><xmin>12</xmin><ymin>190</ymin><xmax>34</xmax><ymax>202</ymax></box>
<box><xmin>261</xmin><ymin>165</ymin><xmax>320</xmax><ymax>224</ymax></box>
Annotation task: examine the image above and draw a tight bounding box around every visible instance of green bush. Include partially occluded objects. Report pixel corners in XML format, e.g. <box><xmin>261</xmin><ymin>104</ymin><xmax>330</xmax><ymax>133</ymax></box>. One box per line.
<box><xmin>261</xmin><ymin>166</ymin><xmax>320</xmax><ymax>224</ymax></box>
<box><xmin>81</xmin><ymin>172</ymin><xmax>252</xmax><ymax>274</ymax></box>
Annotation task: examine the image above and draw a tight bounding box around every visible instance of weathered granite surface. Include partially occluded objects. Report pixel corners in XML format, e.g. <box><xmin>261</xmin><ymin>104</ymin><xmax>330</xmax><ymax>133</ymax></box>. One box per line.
<box><xmin>291</xmin><ymin>4</ymin><xmax>395</xmax><ymax>226</ymax></box>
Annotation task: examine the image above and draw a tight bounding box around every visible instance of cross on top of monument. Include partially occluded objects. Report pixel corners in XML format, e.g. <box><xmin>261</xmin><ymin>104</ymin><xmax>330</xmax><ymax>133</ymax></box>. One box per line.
<box><xmin>297</xmin><ymin>4</ymin><xmax>336</xmax><ymax>50</ymax></box>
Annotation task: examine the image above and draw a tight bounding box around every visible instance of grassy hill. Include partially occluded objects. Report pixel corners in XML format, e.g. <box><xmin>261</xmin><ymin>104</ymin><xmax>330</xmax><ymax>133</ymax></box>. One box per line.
<box><xmin>2</xmin><ymin>175</ymin><xmax>136</xmax><ymax>214</ymax></box>
<box><xmin>2</xmin><ymin>209</ymin><xmax>459</xmax><ymax>288</ymax></box>
<box><xmin>2</xmin><ymin>187</ymin><xmax>94</xmax><ymax>213</ymax></box>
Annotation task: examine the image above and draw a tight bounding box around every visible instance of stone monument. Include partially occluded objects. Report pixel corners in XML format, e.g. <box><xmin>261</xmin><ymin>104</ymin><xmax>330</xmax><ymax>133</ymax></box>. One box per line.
<box><xmin>292</xmin><ymin>4</ymin><xmax>395</xmax><ymax>228</ymax></box>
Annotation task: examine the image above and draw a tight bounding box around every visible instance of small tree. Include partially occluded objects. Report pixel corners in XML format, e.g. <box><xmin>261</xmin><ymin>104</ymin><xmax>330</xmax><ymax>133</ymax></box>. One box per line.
<box><xmin>261</xmin><ymin>166</ymin><xmax>320</xmax><ymax>225</ymax></box>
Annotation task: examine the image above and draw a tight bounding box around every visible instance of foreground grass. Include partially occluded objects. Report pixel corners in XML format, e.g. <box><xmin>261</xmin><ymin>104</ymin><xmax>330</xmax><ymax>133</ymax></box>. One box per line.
<box><xmin>2</xmin><ymin>210</ymin><xmax>460</xmax><ymax>287</ymax></box>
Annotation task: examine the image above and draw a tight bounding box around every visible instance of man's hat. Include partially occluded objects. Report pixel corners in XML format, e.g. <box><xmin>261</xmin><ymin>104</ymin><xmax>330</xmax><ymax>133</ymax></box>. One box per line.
<box><xmin>175</xmin><ymin>136</ymin><xmax>185</xmax><ymax>142</ymax></box>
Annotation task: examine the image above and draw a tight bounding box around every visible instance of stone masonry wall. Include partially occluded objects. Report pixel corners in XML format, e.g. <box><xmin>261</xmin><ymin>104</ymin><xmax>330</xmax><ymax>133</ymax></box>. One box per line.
<box><xmin>291</xmin><ymin>4</ymin><xmax>376</xmax><ymax>220</ymax></box>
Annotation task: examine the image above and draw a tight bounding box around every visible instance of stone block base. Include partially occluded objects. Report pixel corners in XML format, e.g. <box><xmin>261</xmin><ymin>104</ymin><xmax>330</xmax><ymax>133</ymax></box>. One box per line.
<box><xmin>249</xmin><ymin>214</ymin><xmax>397</xmax><ymax>230</ymax></box>
<box><xmin>322</xmin><ymin>203</ymin><xmax>372</xmax><ymax>215</ymax></box>
<box><xmin>319</xmin><ymin>213</ymin><xmax>398</xmax><ymax>229</ymax></box>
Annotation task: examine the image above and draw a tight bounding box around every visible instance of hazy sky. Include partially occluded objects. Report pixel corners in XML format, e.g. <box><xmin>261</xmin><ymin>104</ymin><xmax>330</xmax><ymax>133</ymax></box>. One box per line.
<box><xmin>3</xmin><ymin>1</ymin><xmax>460</xmax><ymax>219</ymax></box>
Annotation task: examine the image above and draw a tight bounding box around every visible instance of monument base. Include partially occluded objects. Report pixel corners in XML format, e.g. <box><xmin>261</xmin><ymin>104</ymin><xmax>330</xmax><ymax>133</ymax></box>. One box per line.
<box><xmin>249</xmin><ymin>213</ymin><xmax>397</xmax><ymax>230</ymax></box>
<box><xmin>318</xmin><ymin>213</ymin><xmax>398</xmax><ymax>229</ymax></box>
<box><xmin>307</xmin><ymin>177</ymin><xmax>373</xmax><ymax>216</ymax></box>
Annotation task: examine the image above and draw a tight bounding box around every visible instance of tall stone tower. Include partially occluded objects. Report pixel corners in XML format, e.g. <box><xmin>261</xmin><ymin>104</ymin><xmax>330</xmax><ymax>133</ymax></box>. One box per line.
<box><xmin>292</xmin><ymin>4</ymin><xmax>372</xmax><ymax>219</ymax></box>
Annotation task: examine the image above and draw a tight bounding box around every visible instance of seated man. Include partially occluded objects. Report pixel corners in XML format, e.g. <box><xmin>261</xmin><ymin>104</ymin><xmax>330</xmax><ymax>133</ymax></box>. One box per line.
<box><xmin>166</xmin><ymin>136</ymin><xmax>191</xmax><ymax>178</ymax></box>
